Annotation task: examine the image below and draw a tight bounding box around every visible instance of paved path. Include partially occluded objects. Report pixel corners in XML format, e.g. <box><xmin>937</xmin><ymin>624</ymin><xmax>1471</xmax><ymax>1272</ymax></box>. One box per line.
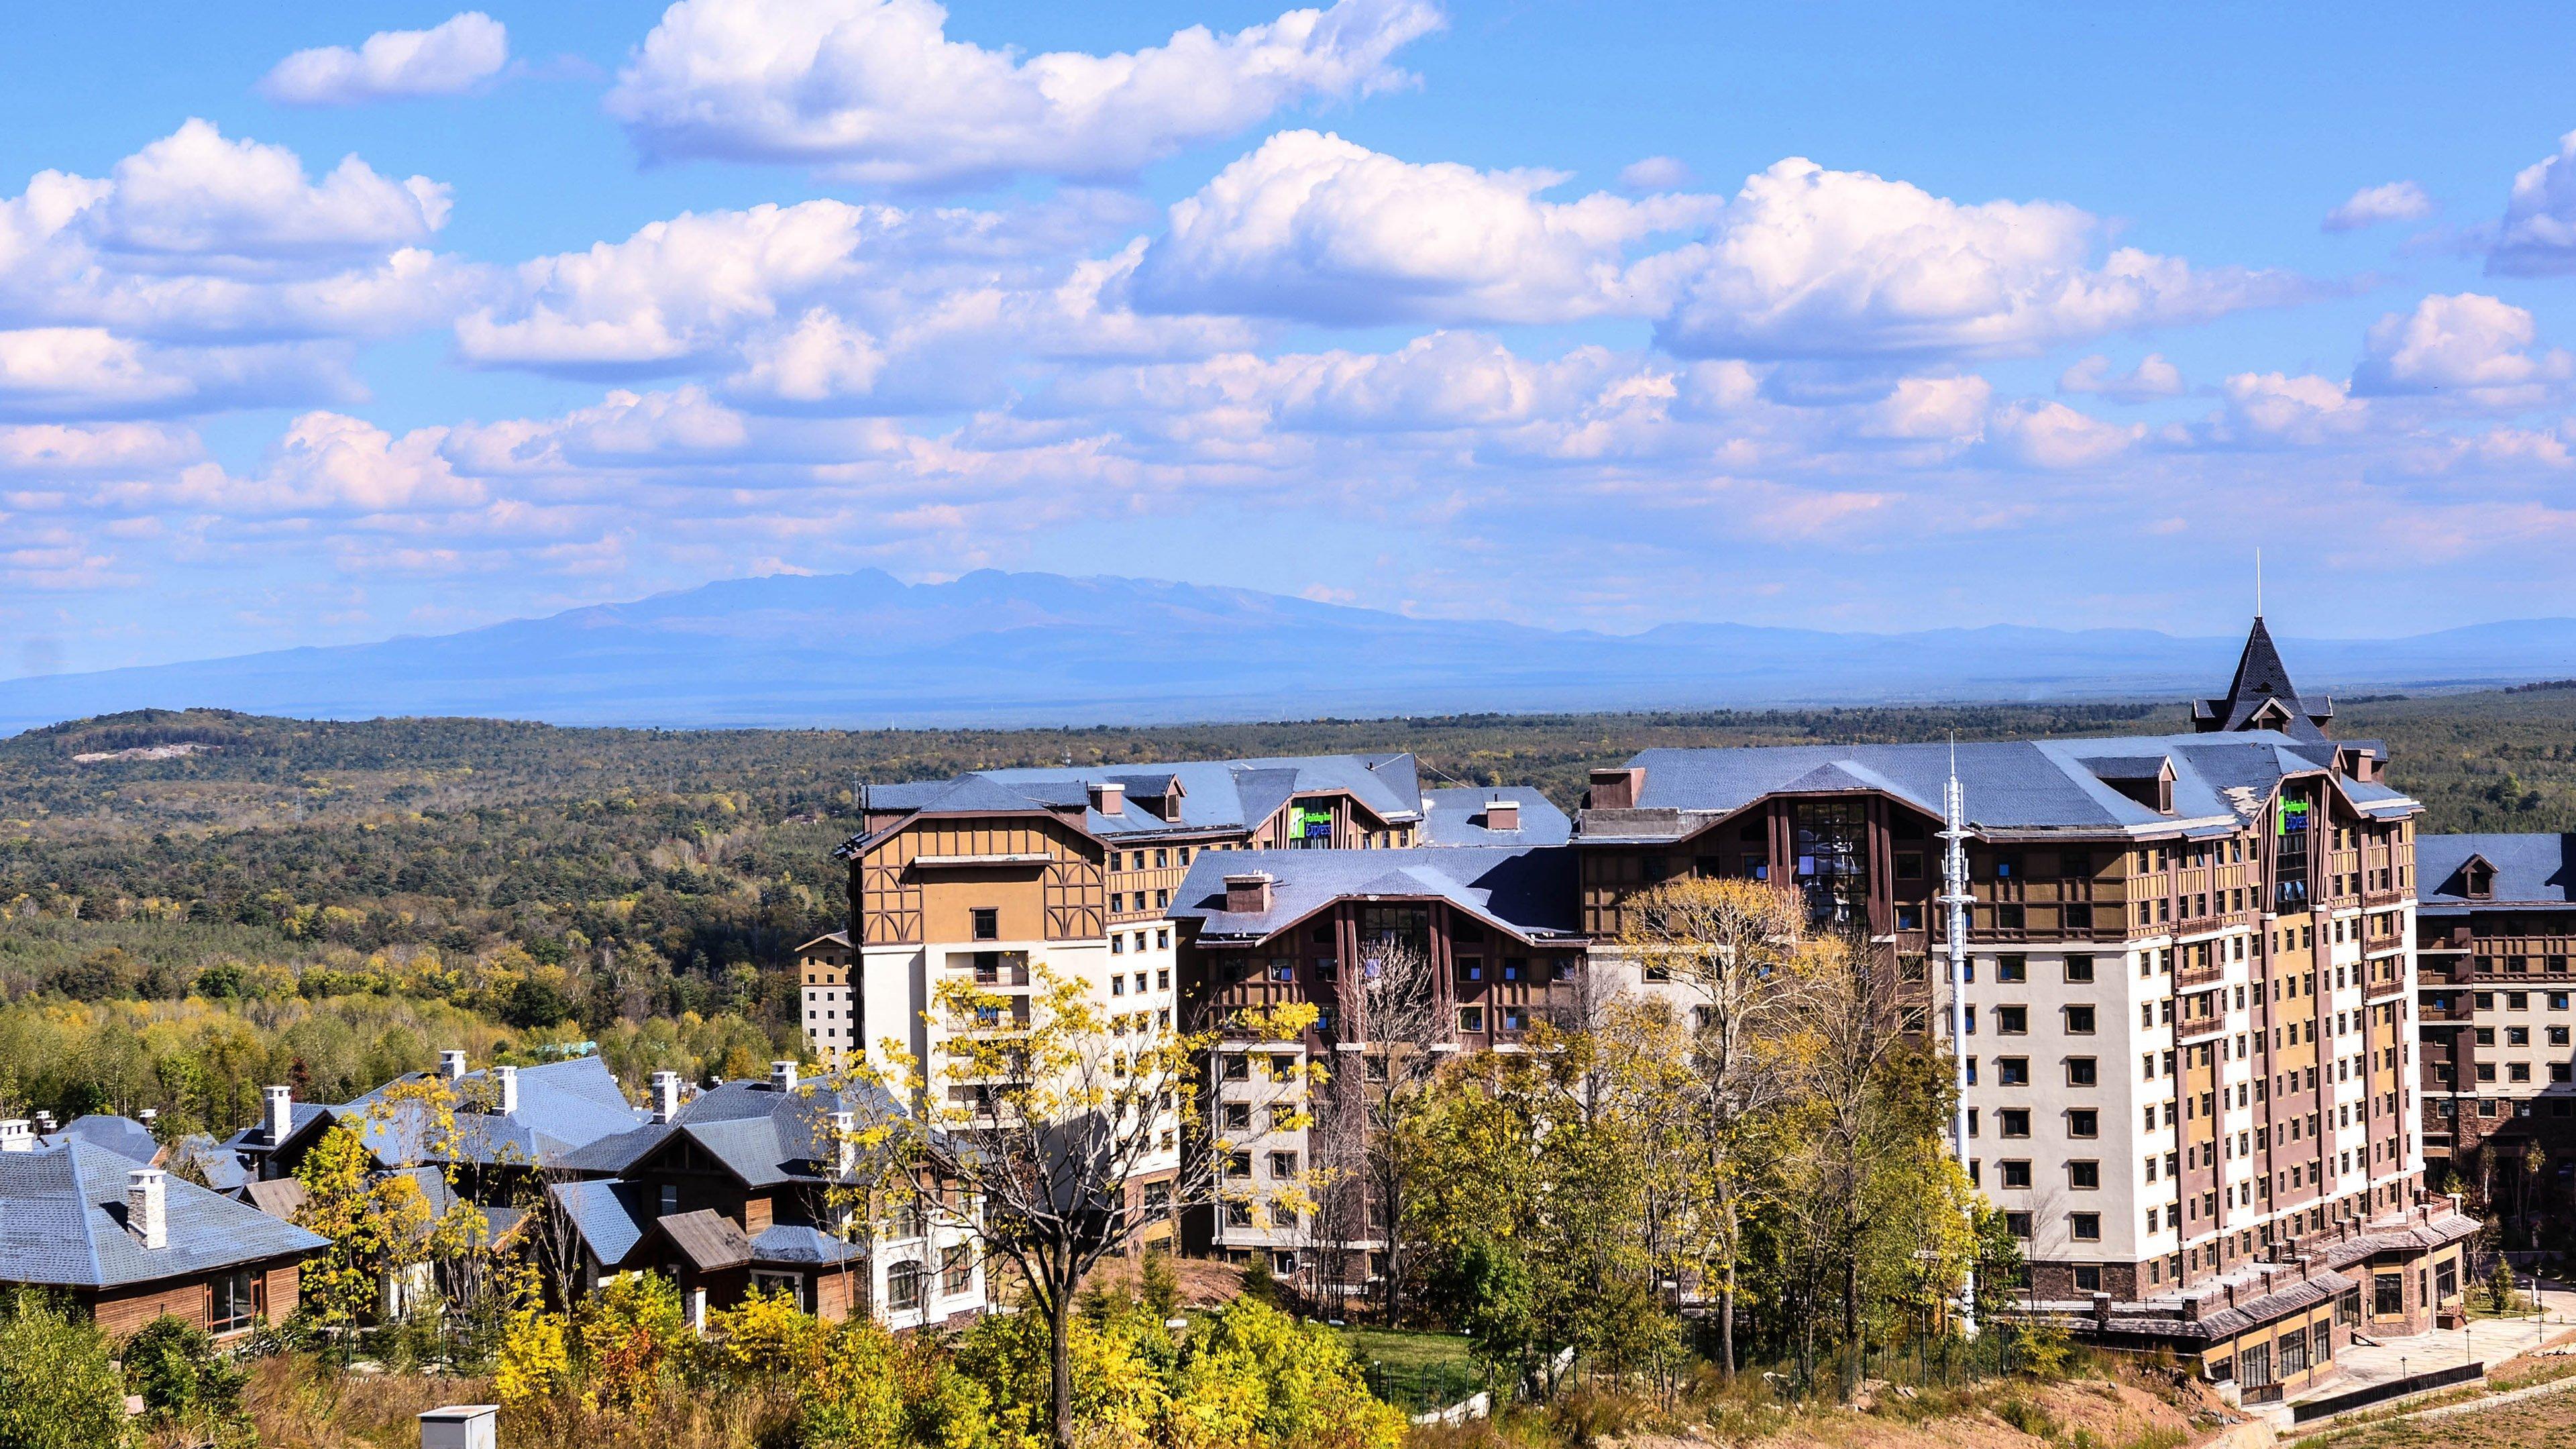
<box><xmin>2271</xmin><ymin>1276</ymin><xmax>2576</xmax><ymax>1425</ymax></box>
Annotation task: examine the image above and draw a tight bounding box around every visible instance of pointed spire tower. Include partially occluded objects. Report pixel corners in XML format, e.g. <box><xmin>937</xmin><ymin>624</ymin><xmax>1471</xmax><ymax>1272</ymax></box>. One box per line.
<box><xmin>2193</xmin><ymin>614</ymin><xmax>2333</xmax><ymax>741</ymax></box>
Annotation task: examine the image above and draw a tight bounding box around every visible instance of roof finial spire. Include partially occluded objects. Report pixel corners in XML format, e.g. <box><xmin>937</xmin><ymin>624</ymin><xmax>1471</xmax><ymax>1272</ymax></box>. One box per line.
<box><xmin>2255</xmin><ymin>547</ymin><xmax>2263</xmax><ymax>620</ymax></box>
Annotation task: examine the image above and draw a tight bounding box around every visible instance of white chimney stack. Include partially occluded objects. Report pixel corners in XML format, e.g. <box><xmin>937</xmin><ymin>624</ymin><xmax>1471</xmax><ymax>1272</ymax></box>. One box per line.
<box><xmin>439</xmin><ymin>1049</ymin><xmax>468</xmax><ymax>1081</ymax></box>
<box><xmin>0</xmin><ymin>1120</ymin><xmax>31</xmax><ymax>1153</ymax></box>
<box><xmin>127</xmin><ymin>1167</ymin><xmax>168</xmax><ymax>1250</ymax></box>
<box><xmin>32</xmin><ymin>1111</ymin><xmax>55</xmax><ymax>1134</ymax></box>
<box><xmin>651</xmin><ymin>1071</ymin><xmax>682</xmax><ymax>1124</ymax></box>
<box><xmin>771</xmin><ymin>1061</ymin><xmax>799</xmax><ymax>1093</ymax></box>
<box><xmin>493</xmin><ymin>1066</ymin><xmax>518</xmax><ymax>1116</ymax></box>
<box><xmin>137</xmin><ymin>1108</ymin><xmax>157</xmax><ymax>1126</ymax></box>
<box><xmin>264</xmin><ymin>1085</ymin><xmax>292</xmax><ymax>1144</ymax></box>
<box><xmin>833</xmin><ymin>1110</ymin><xmax>857</xmax><ymax>1175</ymax></box>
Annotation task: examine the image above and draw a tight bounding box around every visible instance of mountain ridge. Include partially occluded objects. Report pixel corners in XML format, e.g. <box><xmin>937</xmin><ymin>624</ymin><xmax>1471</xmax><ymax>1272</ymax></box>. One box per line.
<box><xmin>7</xmin><ymin>569</ymin><xmax>2575</xmax><ymax>736</ymax></box>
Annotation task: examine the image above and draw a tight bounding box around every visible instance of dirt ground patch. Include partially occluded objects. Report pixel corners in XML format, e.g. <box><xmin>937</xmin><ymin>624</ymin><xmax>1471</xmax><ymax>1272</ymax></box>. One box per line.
<box><xmin>1605</xmin><ymin>1375</ymin><xmax>2212</xmax><ymax>1449</ymax></box>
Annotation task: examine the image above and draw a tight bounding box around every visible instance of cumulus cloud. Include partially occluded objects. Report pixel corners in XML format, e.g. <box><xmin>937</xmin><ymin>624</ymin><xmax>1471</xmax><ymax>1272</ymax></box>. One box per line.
<box><xmin>85</xmin><ymin>119</ymin><xmax>450</xmax><ymax>270</ymax></box>
<box><xmin>1618</xmin><ymin>156</ymin><xmax>1691</xmax><ymax>193</ymax></box>
<box><xmin>2059</xmin><ymin>353</ymin><xmax>2184</xmax><ymax>401</ymax></box>
<box><xmin>0</xmin><ymin>421</ymin><xmax>201</xmax><ymax>476</ymax></box>
<box><xmin>170</xmin><ymin>412</ymin><xmax>481</xmax><ymax>514</ymax></box>
<box><xmin>0</xmin><ymin>327</ymin><xmax>358</xmax><ymax>419</ymax></box>
<box><xmin>604</xmin><ymin>0</ymin><xmax>1444</xmax><ymax>189</ymax></box>
<box><xmin>1132</xmin><ymin>130</ymin><xmax>1719</xmax><ymax>325</ymax></box>
<box><xmin>2352</xmin><ymin>292</ymin><xmax>2571</xmax><ymax>405</ymax></box>
<box><xmin>1982</xmin><ymin>400</ymin><xmax>2141</xmax><ymax>469</ymax></box>
<box><xmin>259</xmin><ymin>13</ymin><xmax>509</xmax><ymax>106</ymax></box>
<box><xmin>1654</xmin><ymin>159</ymin><xmax>2308</xmax><ymax>360</ymax></box>
<box><xmin>2322</xmin><ymin>180</ymin><xmax>2431</xmax><ymax>232</ymax></box>
<box><xmin>1862</xmin><ymin>374</ymin><xmax>1992</xmax><ymax>440</ymax></box>
<box><xmin>2490</xmin><ymin>131</ymin><xmax>2576</xmax><ymax>276</ymax></box>
<box><xmin>2213</xmin><ymin>372</ymin><xmax>2369</xmax><ymax>447</ymax></box>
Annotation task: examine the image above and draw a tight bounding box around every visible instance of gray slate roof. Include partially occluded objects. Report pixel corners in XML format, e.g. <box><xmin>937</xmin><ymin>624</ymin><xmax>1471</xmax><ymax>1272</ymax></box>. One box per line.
<box><xmin>2418</xmin><ymin>833</ymin><xmax>2576</xmax><ymax>908</ymax></box>
<box><xmin>1169</xmin><ymin>845</ymin><xmax>1582</xmax><ymax>945</ymax></box>
<box><xmin>2194</xmin><ymin>617</ymin><xmax>2334</xmax><ymax>741</ymax></box>
<box><xmin>46</xmin><ymin>1116</ymin><xmax>160</xmax><ymax>1165</ymax></box>
<box><xmin>550</xmin><ymin>1179</ymin><xmax>655</xmax><ymax>1271</ymax></box>
<box><xmin>1418</xmin><ymin>787</ymin><xmax>1572</xmax><ymax>847</ymax></box>
<box><xmin>0</xmin><ymin>1140</ymin><xmax>325</xmax><ymax>1289</ymax></box>
<box><xmin>847</xmin><ymin>753</ymin><xmax>1427</xmax><ymax>852</ymax></box>
<box><xmin>340</xmin><ymin>1057</ymin><xmax>649</xmax><ymax>1170</ymax></box>
<box><xmin>1597</xmin><ymin>731</ymin><xmax>2414</xmax><ymax>841</ymax></box>
<box><xmin>750</xmin><ymin>1224</ymin><xmax>869</xmax><ymax>1266</ymax></box>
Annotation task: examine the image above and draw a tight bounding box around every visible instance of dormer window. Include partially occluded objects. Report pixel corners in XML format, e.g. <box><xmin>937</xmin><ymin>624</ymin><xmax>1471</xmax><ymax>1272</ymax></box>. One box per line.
<box><xmin>2462</xmin><ymin>858</ymin><xmax>2495</xmax><ymax>901</ymax></box>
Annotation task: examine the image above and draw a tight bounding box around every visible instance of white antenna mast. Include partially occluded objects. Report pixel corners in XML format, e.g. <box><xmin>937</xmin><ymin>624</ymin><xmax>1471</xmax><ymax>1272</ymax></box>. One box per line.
<box><xmin>1939</xmin><ymin>736</ymin><xmax>1979</xmax><ymax>1336</ymax></box>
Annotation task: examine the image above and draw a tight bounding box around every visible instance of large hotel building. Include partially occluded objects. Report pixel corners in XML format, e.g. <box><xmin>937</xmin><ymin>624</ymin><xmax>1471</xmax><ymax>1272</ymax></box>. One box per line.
<box><xmin>813</xmin><ymin>620</ymin><xmax>2481</xmax><ymax>1400</ymax></box>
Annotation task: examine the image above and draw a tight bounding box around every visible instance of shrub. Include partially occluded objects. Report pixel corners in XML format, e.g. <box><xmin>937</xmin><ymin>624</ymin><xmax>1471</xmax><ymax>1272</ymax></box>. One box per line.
<box><xmin>123</xmin><ymin>1313</ymin><xmax>246</xmax><ymax>1426</ymax></box>
<box><xmin>0</xmin><ymin>1290</ymin><xmax>129</xmax><ymax>1449</ymax></box>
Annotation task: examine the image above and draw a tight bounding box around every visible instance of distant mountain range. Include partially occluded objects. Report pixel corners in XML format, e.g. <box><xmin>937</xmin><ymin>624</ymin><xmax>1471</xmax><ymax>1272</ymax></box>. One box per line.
<box><xmin>5</xmin><ymin>570</ymin><xmax>2575</xmax><ymax>736</ymax></box>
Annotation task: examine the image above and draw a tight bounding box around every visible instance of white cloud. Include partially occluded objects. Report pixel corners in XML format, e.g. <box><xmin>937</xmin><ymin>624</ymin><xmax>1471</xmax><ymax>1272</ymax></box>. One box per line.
<box><xmin>86</xmin><ymin>119</ymin><xmax>450</xmax><ymax>270</ymax></box>
<box><xmin>604</xmin><ymin>0</ymin><xmax>1444</xmax><ymax>189</ymax></box>
<box><xmin>2491</xmin><ymin>131</ymin><xmax>2576</xmax><ymax>276</ymax></box>
<box><xmin>1618</xmin><ymin>156</ymin><xmax>1691</xmax><ymax>193</ymax></box>
<box><xmin>2352</xmin><ymin>292</ymin><xmax>2571</xmax><ymax>405</ymax></box>
<box><xmin>259</xmin><ymin>13</ymin><xmax>509</xmax><ymax>106</ymax></box>
<box><xmin>172</xmin><ymin>412</ymin><xmax>480</xmax><ymax>514</ymax></box>
<box><xmin>2214</xmin><ymin>372</ymin><xmax>2369</xmax><ymax>447</ymax></box>
<box><xmin>2059</xmin><ymin>353</ymin><xmax>2184</xmax><ymax>401</ymax></box>
<box><xmin>2322</xmin><ymin>180</ymin><xmax>2430</xmax><ymax>233</ymax></box>
<box><xmin>1982</xmin><ymin>400</ymin><xmax>2140</xmax><ymax>469</ymax></box>
<box><xmin>0</xmin><ymin>327</ymin><xmax>358</xmax><ymax>419</ymax></box>
<box><xmin>0</xmin><ymin>421</ymin><xmax>201</xmax><ymax>476</ymax></box>
<box><xmin>1654</xmin><ymin>158</ymin><xmax>2306</xmax><ymax>360</ymax></box>
<box><xmin>1863</xmin><ymin>374</ymin><xmax>1992</xmax><ymax>440</ymax></box>
<box><xmin>1132</xmin><ymin>130</ymin><xmax>1718</xmax><ymax>325</ymax></box>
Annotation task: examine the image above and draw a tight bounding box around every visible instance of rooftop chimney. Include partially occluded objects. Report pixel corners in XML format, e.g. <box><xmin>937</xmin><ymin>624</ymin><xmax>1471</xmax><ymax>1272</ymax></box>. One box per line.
<box><xmin>439</xmin><ymin>1049</ymin><xmax>468</xmax><ymax>1081</ymax></box>
<box><xmin>1224</xmin><ymin>872</ymin><xmax>1275</xmax><ymax>915</ymax></box>
<box><xmin>127</xmin><ymin>1167</ymin><xmax>168</xmax><ymax>1250</ymax></box>
<box><xmin>833</xmin><ymin>1110</ymin><xmax>857</xmax><ymax>1175</ymax></box>
<box><xmin>651</xmin><ymin>1071</ymin><xmax>682</xmax><ymax>1124</ymax></box>
<box><xmin>0</xmin><ymin>1120</ymin><xmax>31</xmax><ymax>1153</ymax></box>
<box><xmin>1483</xmin><ymin>798</ymin><xmax>1519</xmax><ymax>831</ymax></box>
<box><xmin>1089</xmin><ymin>781</ymin><xmax>1125</xmax><ymax>814</ymax></box>
<box><xmin>493</xmin><ymin>1066</ymin><xmax>518</xmax><ymax>1116</ymax></box>
<box><xmin>137</xmin><ymin>1108</ymin><xmax>157</xmax><ymax>1126</ymax></box>
<box><xmin>264</xmin><ymin>1085</ymin><xmax>293</xmax><ymax>1144</ymax></box>
<box><xmin>32</xmin><ymin>1111</ymin><xmax>55</xmax><ymax>1134</ymax></box>
<box><xmin>1587</xmin><ymin>767</ymin><xmax>1644</xmax><ymax>811</ymax></box>
<box><xmin>771</xmin><ymin>1061</ymin><xmax>799</xmax><ymax>1093</ymax></box>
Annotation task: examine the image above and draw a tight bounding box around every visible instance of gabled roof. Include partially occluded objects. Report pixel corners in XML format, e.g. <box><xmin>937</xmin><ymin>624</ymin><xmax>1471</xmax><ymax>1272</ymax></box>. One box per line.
<box><xmin>1169</xmin><ymin>845</ymin><xmax>1583</xmax><ymax>945</ymax></box>
<box><xmin>750</xmin><ymin>1223</ymin><xmax>869</xmax><ymax>1267</ymax></box>
<box><xmin>2194</xmin><ymin>617</ymin><xmax>2332</xmax><ymax>742</ymax></box>
<box><xmin>170</xmin><ymin>1134</ymin><xmax>250</xmax><ymax>1195</ymax></box>
<box><xmin>0</xmin><ymin>1140</ymin><xmax>325</xmax><ymax>1289</ymax></box>
<box><xmin>549</xmin><ymin>1178</ymin><xmax>655</xmax><ymax>1271</ymax></box>
<box><xmin>843</xmin><ymin>753</ymin><xmax>1430</xmax><ymax>855</ymax></box>
<box><xmin>2418</xmin><ymin>833</ymin><xmax>2576</xmax><ymax>907</ymax></box>
<box><xmin>1591</xmin><ymin>731</ymin><xmax>2414</xmax><ymax>842</ymax></box>
<box><xmin>655</xmin><ymin>1209</ymin><xmax>753</xmax><ymax>1272</ymax></box>
<box><xmin>339</xmin><ymin>1057</ymin><xmax>649</xmax><ymax>1171</ymax></box>
<box><xmin>1419</xmin><ymin>787</ymin><xmax>1572</xmax><ymax>847</ymax></box>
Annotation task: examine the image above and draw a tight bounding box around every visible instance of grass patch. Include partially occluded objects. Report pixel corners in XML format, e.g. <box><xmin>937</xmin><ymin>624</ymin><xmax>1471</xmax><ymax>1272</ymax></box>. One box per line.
<box><xmin>1333</xmin><ymin>1327</ymin><xmax>1482</xmax><ymax>1412</ymax></box>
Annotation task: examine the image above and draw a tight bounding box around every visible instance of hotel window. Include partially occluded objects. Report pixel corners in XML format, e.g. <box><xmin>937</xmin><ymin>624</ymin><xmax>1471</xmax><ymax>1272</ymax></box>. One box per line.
<box><xmin>2069</xmin><ymin>1109</ymin><xmax>2099</xmax><ymax>1138</ymax></box>
<box><xmin>888</xmin><ymin>1262</ymin><xmax>925</xmax><ymax>1313</ymax></box>
<box><xmin>1896</xmin><ymin>905</ymin><xmax>1923</xmax><ymax>930</ymax></box>
<box><xmin>2073</xmin><ymin>1265</ymin><xmax>2103</xmax><ymax>1293</ymax></box>
<box><xmin>2065</xmin><ymin>1005</ymin><xmax>2098</xmax><ymax>1034</ymax></box>
<box><xmin>1996</xmin><ymin>1006</ymin><xmax>2029</xmax><ymax>1035</ymax></box>
<box><xmin>1998</xmin><ymin>956</ymin><xmax>2027</xmax><ymax>983</ymax></box>
<box><xmin>2004</xmin><ymin>1212</ymin><xmax>2034</xmax><ymax>1238</ymax></box>
<box><xmin>1997</xmin><ymin>1057</ymin><xmax>2029</xmax><ymax>1085</ymax></box>
<box><xmin>971</xmin><ymin>908</ymin><xmax>999</xmax><ymax>941</ymax></box>
<box><xmin>1267</xmin><ymin>960</ymin><xmax>1294</xmax><ymax>983</ymax></box>
<box><xmin>1112</xmin><ymin>975</ymin><xmax>1126</xmax><ymax>995</ymax></box>
<box><xmin>943</xmin><ymin>1245</ymin><xmax>975</xmax><ymax>1297</ymax></box>
<box><xmin>1112</xmin><ymin>936</ymin><xmax>1126</xmax><ymax>955</ymax></box>
<box><xmin>2070</xmin><ymin>1213</ymin><xmax>2102</xmax><ymax>1242</ymax></box>
<box><xmin>2069</xmin><ymin>1161</ymin><xmax>2100</xmax><ymax>1189</ymax></box>
<box><xmin>2065</xmin><ymin>955</ymin><xmax>2096</xmax><ymax>983</ymax></box>
<box><xmin>1269</xmin><ymin>1150</ymin><xmax>1299</xmax><ymax>1179</ymax></box>
<box><xmin>209</xmin><ymin>1269</ymin><xmax>258</xmax><ymax>1335</ymax></box>
<box><xmin>2509</xmin><ymin>1026</ymin><xmax>2530</xmax><ymax>1045</ymax></box>
<box><xmin>1501</xmin><ymin>1006</ymin><xmax>1529</xmax><ymax>1032</ymax></box>
<box><xmin>2512</xmin><ymin>1064</ymin><xmax>2532</xmax><ymax>1082</ymax></box>
<box><xmin>1458</xmin><ymin>1006</ymin><xmax>1486</xmax><ymax>1033</ymax></box>
<box><xmin>1998</xmin><ymin>1109</ymin><xmax>2031</xmax><ymax>1138</ymax></box>
<box><xmin>2000</xmin><ymin>1160</ymin><xmax>2033</xmax><ymax>1188</ymax></box>
<box><xmin>2066</xmin><ymin>1057</ymin><xmax>2098</xmax><ymax>1086</ymax></box>
<box><xmin>1157</xmin><ymin>968</ymin><xmax>1171</xmax><ymax>990</ymax></box>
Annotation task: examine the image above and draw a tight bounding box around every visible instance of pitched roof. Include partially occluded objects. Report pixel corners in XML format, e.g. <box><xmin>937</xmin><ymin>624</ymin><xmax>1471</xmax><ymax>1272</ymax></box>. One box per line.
<box><xmin>655</xmin><ymin>1209</ymin><xmax>753</xmax><ymax>1271</ymax></box>
<box><xmin>1418</xmin><ymin>787</ymin><xmax>1572</xmax><ymax>847</ymax></box>
<box><xmin>340</xmin><ymin>1057</ymin><xmax>649</xmax><ymax>1171</ymax></box>
<box><xmin>46</xmin><ymin>1116</ymin><xmax>159</xmax><ymax>1165</ymax></box>
<box><xmin>1593</xmin><ymin>731</ymin><xmax>2414</xmax><ymax>841</ymax></box>
<box><xmin>2418</xmin><ymin>833</ymin><xmax>2576</xmax><ymax>906</ymax></box>
<box><xmin>749</xmin><ymin>1223</ymin><xmax>869</xmax><ymax>1267</ymax></box>
<box><xmin>0</xmin><ymin>1140</ymin><xmax>325</xmax><ymax>1289</ymax></box>
<box><xmin>847</xmin><ymin>753</ymin><xmax>1429</xmax><ymax>853</ymax></box>
<box><xmin>1169</xmin><ymin>845</ymin><xmax>1583</xmax><ymax>945</ymax></box>
<box><xmin>169</xmin><ymin>1135</ymin><xmax>250</xmax><ymax>1195</ymax></box>
<box><xmin>2194</xmin><ymin>617</ymin><xmax>2332</xmax><ymax>741</ymax></box>
<box><xmin>549</xmin><ymin>1179</ymin><xmax>655</xmax><ymax>1271</ymax></box>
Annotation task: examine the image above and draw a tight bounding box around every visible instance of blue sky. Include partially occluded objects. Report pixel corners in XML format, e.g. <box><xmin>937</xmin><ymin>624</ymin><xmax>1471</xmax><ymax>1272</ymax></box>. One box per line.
<box><xmin>7</xmin><ymin>2</ymin><xmax>2576</xmax><ymax>679</ymax></box>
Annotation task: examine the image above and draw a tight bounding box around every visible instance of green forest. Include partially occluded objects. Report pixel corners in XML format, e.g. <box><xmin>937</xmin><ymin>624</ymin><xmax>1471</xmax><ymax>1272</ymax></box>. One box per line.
<box><xmin>2</xmin><ymin>687</ymin><xmax>2571</xmax><ymax>1133</ymax></box>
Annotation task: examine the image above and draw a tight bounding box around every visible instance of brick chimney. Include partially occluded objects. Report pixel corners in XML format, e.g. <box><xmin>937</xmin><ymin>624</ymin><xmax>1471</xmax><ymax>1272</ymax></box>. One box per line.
<box><xmin>264</xmin><ymin>1085</ymin><xmax>293</xmax><ymax>1144</ymax></box>
<box><xmin>127</xmin><ymin>1167</ymin><xmax>168</xmax><ymax>1250</ymax></box>
<box><xmin>1224</xmin><ymin>872</ymin><xmax>1275</xmax><ymax>915</ymax></box>
<box><xmin>1483</xmin><ymin>798</ymin><xmax>1519</xmax><ymax>831</ymax></box>
<box><xmin>1587</xmin><ymin>767</ymin><xmax>1644</xmax><ymax>810</ymax></box>
<box><xmin>651</xmin><ymin>1070</ymin><xmax>682</xmax><ymax>1124</ymax></box>
<box><xmin>771</xmin><ymin>1061</ymin><xmax>799</xmax><ymax>1093</ymax></box>
<box><xmin>439</xmin><ymin>1049</ymin><xmax>468</xmax><ymax>1080</ymax></box>
<box><xmin>0</xmin><ymin>1120</ymin><xmax>31</xmax><ymax>1153</ymax></box>
<box><xmin>493</xmin><ymin>1066</ymin><xmax>518</xmax><ymax>1116</ymax></box>
<box><xmin>1089</xmin><ymin>781</ymin><xmax>1125</xmax><ymax>814</ymax></box>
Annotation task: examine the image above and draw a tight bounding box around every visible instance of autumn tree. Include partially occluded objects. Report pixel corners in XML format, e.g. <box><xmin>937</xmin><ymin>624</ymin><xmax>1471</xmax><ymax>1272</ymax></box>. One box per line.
<box><xmin>1315</xmin><ymin>934</ymin><xmax>1446</xmax><ymax>1326</ymax></box>
<box><xmin>1613</xmin><ymin>875</ymin><xmax>1809</xmax><ymax>1377</ymax></box>
<box><xmin>846</xmin><ymin>963</ymin><xmax>1320</xmax><ymax>1449</ymax></box>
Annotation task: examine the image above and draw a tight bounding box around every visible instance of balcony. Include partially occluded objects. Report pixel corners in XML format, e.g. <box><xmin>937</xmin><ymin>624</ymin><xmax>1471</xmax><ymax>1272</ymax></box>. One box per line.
<box><xmin>2178</xmin><ymin>957</ymin><xmax>2227</xmax><ymax>989</ymax></box>
<box><xmin>2176</xmin><ymin>1012</ymin><xmax>2228</xmax><ymax>1042</ymax></box>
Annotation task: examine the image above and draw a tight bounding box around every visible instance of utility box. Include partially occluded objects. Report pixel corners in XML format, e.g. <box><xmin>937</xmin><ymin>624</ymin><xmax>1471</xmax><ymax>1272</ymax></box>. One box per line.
<box><xmin>419</xmin><ymin>1405</ymin><xmax>499</xmax><ymax>1449</ymax></box>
